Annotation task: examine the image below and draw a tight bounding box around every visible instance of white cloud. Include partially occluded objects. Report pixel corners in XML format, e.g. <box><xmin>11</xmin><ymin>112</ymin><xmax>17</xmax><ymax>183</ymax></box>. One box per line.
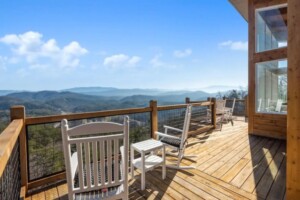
<box><xmin>0</xmin><ymin>56</ymin><xmax>8</xmax><ymax>70</ymax></box>
<box><xmin>0</xmin><ymin>31</ymin><xmax>88</xmax><ymax>69</ymax></box>
<box><xmin>219</xmin><ymin>40</ymin><xmax>248</xmax><ymax>51</ymax></box>
<box><xmin>173</xmin><ymin>48</ymin><xmax>192</xmax><ymax>58</ymax></box>
<box><xmin>128</xmin><ymin>56</ymin><xmax>141</xmax><ymax>66</ymax></box>
<box><xmin>150</xmin><ymin>54</ymin><xmax>165</xmax><ymax>68</ymax></box>
<box><xmin>103</xmin><ymin>54</ymin><xmax>141</xmax><ymax>68</ymax></box>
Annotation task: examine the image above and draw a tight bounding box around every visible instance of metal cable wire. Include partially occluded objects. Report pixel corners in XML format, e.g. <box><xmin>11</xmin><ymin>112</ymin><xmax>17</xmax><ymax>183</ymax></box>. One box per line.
<box><xmin>26</xmin><ymin>112</ymin><xmax>151</xmax><ymax>181</ymax></box>
<box><xmin>0</xmin><ymin>140</ymin><xmax>21</xmax><ymax>200</ymax></box>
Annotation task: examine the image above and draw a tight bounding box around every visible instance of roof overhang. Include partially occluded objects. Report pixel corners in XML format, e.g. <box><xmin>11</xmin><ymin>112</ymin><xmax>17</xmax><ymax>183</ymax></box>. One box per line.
<box><xmin>228</xmin><ymin>0</ymin><xmax>248</xmax><ymax>21</ymax></box>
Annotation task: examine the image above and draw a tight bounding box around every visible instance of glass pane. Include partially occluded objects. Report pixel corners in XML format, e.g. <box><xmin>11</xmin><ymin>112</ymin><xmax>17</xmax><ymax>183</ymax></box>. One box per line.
<box><xmin>256</xmin><ymin>5</ymin><xmax>287</xmax><ymax>52</ymax></box>
<box><xmin>256</xmin><ymin>59</ymin><xmax>287</xmax><ymax>114</ymax></box>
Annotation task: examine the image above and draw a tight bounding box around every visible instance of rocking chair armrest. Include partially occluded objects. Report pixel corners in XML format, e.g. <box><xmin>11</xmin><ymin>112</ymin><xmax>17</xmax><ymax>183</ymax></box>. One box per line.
<box><xmin>163</xmin><ymin>125</ymin><xmax>183</xmax><ymax>133</ymax></box>
<box><xmin>155</xmin><ymin>131</ymin><xmax>181</xmax><ymax>140</ymax></box>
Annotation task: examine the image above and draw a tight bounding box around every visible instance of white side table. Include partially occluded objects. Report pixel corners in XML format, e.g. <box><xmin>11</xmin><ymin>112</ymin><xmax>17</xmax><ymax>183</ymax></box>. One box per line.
<box><xmin>130</xmin><ymin>139</ymin><xmax>166</xmax><ymax>190</ymax></box>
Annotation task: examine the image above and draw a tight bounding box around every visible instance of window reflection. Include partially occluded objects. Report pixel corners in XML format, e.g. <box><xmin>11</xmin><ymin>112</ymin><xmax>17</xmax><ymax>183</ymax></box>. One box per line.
<box><xmin>256</xmin><ymin>59</ymin><xmax>287</xmax><ymax>114</ymax></box>
<box><xmin>256</xmin><ymin>5</ymin><xmax>287</xmax><ymax>52</ymax></box>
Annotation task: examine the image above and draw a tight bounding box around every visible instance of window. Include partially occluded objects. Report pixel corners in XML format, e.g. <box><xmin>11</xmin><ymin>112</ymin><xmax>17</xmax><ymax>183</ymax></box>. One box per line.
<box><xmin>256</xmin><ymin>4</ymin><xmax>287</xmax><ymax>52</ymax></box>
<box><xmin>256</xmin><ymin>59</ymin><xmax>287</xmax><ymax>114</ymax></box>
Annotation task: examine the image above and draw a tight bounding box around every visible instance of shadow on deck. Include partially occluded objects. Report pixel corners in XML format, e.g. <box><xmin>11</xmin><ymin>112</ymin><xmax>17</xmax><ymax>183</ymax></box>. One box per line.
<box><xmin>26</xmin><ymin>119</ymin><xmax>286</xmax><ymax>200</ymax></box>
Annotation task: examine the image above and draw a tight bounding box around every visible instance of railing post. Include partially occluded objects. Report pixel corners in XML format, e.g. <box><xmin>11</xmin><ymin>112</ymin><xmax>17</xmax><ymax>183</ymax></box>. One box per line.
<box><xmin>211</xmin><ymin>98</ymin><xmax>217</xmax><ymax>129</ymax></box>
<box><xmin>185</xmin><ymin>97</ymin><xmax>190</xmax><ymax>104</ymax></box>
<box><xmin>150</xmin><ymin>100</ymin><xmax>158</xmax><ymax>139</ymax></box>
<box><xmin>10</xmin><ymin>106</ymin><xmax>27</xmax><ymax>194</ymax></box>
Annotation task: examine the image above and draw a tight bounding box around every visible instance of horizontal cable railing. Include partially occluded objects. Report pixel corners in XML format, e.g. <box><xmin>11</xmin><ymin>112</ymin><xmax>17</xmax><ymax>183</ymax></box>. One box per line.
<box><xmin>0</xmin><ymin>98</ymin><xmax>216</xmax><ymax>194</ymax></box>
<box><xmin>0</xmin><ymin>140</ymin><xmax>20</xmax><ymax>200</ymax></box>
<box><xmin>26</xmin><ymin>109</ymin><xmax>151</xmax><ymax>182</ymax></box>
<box><xmin>225</xmin><ymin>99</ymin><xmax>247</xmax><ymax>116</ymax></box>
<box><xmin>157</xmin><ymin>102</ymin><xmax>212</xmax><ymax>135</ymax></box>
<box><xmin>188</xmin><ymin>98</ymin><xmax>247</xmax><ymax>117</ymax></box>
<box><xmin>0</xmin><ymin>119</ymin><xmax>23</xmax><ymax>200</ymax></box>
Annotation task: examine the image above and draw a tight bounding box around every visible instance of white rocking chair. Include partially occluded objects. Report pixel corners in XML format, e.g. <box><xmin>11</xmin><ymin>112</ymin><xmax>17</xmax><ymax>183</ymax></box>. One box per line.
<box><xmin>224</xmin><ymin>98</ymin><xmax>236</xmax><ymax>125</ymax></box>
<box><xmin>61</xmin><ymin>117</ymin><xmax>129</xmax><ymax>200</ymax></box>
<box><xmin>207</xmin><ymin>99</ymin><xmax>226</xmax><ymax>130</ymax></box>
<box><xmin>155</xmin><ymin>104</ymin><xmax>195</xmax><ymax>170</ymax></box>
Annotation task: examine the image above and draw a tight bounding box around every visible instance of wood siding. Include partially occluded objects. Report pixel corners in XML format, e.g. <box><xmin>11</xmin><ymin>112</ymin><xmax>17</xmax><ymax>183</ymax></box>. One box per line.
<box><xmin>253</xmin><ymin>114</ymin><xmax>286</xmax><ymax>139</ymax></box>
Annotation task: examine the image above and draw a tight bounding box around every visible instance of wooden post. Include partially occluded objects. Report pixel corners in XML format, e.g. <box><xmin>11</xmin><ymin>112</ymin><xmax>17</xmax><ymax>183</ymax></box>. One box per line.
<box><xmin>248</xmin><ymin>0</ymin><xmax>255</xmax><ymax>135</ymax></box>
<box><xmin>185</xmin><ymin>97</ymin><xmax>190</xmax><ymax>104</ymax></box>
<box><xmin>10</xmin><ymin>106</ymin><xmax>28</xmax><ymax>194</ymax></box>
<box><xmin>150</xmin><ymin>100</ymin><xmax>158</xmax><ymax>139</ymax></box>
<box><xmin>287</xmin><ymin>0</ymin><xmax>300</xmax><ymax>198</ymax></box>
<box><xmin>244</xmin><ymin>95</ymin><xmax>248</xmax><ymax>120</ymax></box>
<box><xmin>211</xmin><ymin>98</ymin><xmax>216</xmax><ymax>129</ymax></box>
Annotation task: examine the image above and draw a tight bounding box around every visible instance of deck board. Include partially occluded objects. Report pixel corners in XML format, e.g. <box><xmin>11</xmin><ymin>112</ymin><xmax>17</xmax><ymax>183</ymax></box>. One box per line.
<box><xmin>212</xmin><ymin>136</ymin><xmax>262</xmax><ymax>179</ymax></box>
<box><xmin>25</xmin><ymin>120</ymin><xmax>286</xmax><ymax>200</ymax></box>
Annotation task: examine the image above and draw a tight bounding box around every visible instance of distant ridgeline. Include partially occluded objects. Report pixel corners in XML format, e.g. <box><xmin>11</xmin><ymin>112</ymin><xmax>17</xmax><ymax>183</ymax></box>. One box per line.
<box><xmin>0</xmin><ymin>87</ymin><xmax>247</xmax><ymax>133</ymax></box>
<box><xmin>0</xmin><ymin>89</ymin><xmax>213</xmax><ymax>132</ymax></box>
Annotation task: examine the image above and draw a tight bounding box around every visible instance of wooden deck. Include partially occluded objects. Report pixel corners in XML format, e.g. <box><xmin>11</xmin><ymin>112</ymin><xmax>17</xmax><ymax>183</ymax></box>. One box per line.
<box><xmin>25</xmin><ymin>120</ymin><xmax>286</xmax><ymax>200</ymax></box>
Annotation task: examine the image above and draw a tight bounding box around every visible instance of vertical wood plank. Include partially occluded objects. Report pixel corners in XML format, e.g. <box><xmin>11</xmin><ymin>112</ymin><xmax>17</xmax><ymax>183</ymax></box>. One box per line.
<box><xmin>76</xmin><ymin>143</ymin><xmax>84</xmax><ymax>189</ymax></box>
<box><xmin>248</xmin><ymin>0</ymin><xmax>255</xmax><ymax>134</ymax></box>
<box><xmin>287</xmin><ymin>0</ymin><xmax>300</xmax><ymax>198</ymax></box>
<box><xmin>85</xmin><ymin>142</ymin><xmax>91</xmax><ymax>189</ymax></box>
<box><xmin>114</xmin><ymin>139</ymin><xmax>119</xmax><ymax>184</ymax></box>
<box><xmin>107</xmin><ymin>139</ymin><xmax>112</xmax><ymax>184</ymax></box>
<box><xmin>99</xmin><ymin>140</ymin><xmax>105</xmax><ymax>185</ymax></box>
<box><xmin>92</xmin><ymin>141</ymin><xmax>98</xmax><ymax>186</ymax></box>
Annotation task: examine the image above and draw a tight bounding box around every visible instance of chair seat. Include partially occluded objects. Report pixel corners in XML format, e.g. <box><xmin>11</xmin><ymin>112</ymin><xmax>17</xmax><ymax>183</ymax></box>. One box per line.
<box><xmin>160</xmin><ymin>137</ymin><xmax>181</xmax><ymax>148</ymax></box>
<box><xmin>74</xmin><ymin>162</ymin><xmax>123</xmax><ymax>199</ymax></box>
<box><xmin>75</xmin><ymin>185</ymin><xmax>123</xmax><ymax>200</ymax></box>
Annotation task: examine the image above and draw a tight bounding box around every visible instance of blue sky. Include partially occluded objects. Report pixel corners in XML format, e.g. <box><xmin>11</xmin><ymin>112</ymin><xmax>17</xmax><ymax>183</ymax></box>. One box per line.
<box><xmin>0</xmin><ymin>0</ymin><xmax>248</xmax><ymax>91</ymax></box>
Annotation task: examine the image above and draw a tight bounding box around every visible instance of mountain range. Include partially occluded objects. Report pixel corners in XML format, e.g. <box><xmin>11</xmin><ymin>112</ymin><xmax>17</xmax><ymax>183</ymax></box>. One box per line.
<box><xmin>0</xmin><ymin>86</ymin><xmax>247</xmax><ymax>133</ymax></box>
<box><xmin>0</xmin><ymin>85</ymin><xmax>248</xmax><ymax>117</ymax></box>
<box><xmin>0</xmin><ymin>89</ymin><xmax>215</xmax><ymax>118</ymax></box>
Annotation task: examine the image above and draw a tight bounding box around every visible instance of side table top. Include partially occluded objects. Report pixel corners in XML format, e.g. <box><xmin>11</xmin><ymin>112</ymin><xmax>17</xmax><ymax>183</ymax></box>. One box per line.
<box><xmin>131</xmin><ymin>139</ymin><xmax>163</xmax><ymax>152</ymax></box>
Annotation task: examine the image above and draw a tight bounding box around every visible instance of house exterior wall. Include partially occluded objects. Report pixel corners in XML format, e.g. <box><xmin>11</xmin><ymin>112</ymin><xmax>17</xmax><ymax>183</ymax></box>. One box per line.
<box><xmin>248</xmin><ymin>0</ymin><xmax>287</xmax><ymax>140</ymax></box>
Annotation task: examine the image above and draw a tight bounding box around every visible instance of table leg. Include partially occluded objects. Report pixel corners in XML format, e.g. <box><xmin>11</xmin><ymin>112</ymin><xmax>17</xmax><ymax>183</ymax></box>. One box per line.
<box><xmin>141</xmin><ymin>151</ymin><xmax>145</xmax><ymax>190</ymax></box>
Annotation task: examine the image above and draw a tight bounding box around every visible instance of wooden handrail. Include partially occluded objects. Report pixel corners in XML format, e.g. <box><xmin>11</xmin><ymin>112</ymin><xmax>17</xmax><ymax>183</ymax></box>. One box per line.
<box><xmin>25</xmin><ymin>101</ymin><xmax>213</xmax><ymax>125</ymax></box>
<box><xmin>14</xmin><ymin>99</ymin><xmax>216</xmax><ymax>192</ymax></box>
<box><xmin>157</xmin><ymin>104</ymin><xmax>187</xmax><ymax>111</ymax></box>
<box><xmin>0</xmin><ymin>119</ymin><xmax>23</xmax><ymax>177</ymax></box>
<box><xmin>157</xmin><ymin>101</ymin><xmax>212</xmax><ymax>111</ymax></box>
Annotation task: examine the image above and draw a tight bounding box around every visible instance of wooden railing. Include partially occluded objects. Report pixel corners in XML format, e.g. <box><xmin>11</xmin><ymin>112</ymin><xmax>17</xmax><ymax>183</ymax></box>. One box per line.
<box><xmin>0</xmin><ymin>107</ymin><xmax>25</xmax><ymax>200</ymax></box>
<box><xmin>0</xmin><ymin>99</ymin><xmax>216</xmax><ymax>196</ymax></box>
<box><xmin>186</xmin><ymin>97</ymin><xmax>248</xmax><ymax>117</ymax></box>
